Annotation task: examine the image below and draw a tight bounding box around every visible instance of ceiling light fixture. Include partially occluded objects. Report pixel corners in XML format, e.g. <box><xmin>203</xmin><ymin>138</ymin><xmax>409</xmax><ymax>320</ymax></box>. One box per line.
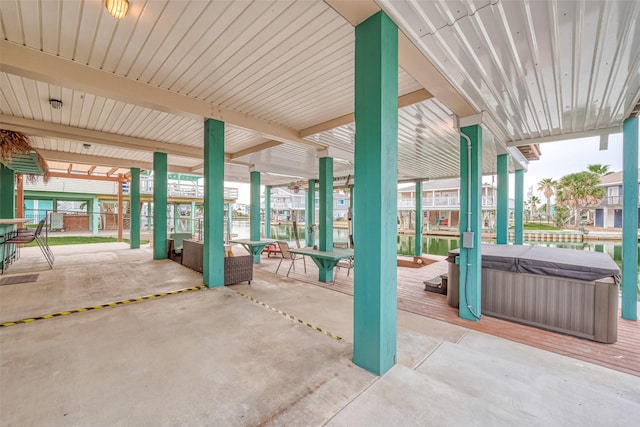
<box><xmin>106</xmin><ymin>0</ymin><xmax>129</xmax><ymax>19</ymax></box>
<box><xmin>49</xmin><ymin>99</ymin><xmax>63</xmax><ymax>109</ymax></box>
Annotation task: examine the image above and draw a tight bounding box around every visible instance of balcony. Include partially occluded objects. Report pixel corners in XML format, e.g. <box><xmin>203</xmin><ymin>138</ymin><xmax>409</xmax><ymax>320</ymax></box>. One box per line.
<box><xmin>398</xmin><ymin>196</ymin><xmax>497</xmax><ymax>210</ymax></box>
<box><xmin>135</xmin><ymin>177</ymin><xmax>238</xmax><ymax>200</ymax></box>
<box><xmin>599</xmin><ymin>195</ymin><xmax>640</xmax><ymax>207</ymax></box>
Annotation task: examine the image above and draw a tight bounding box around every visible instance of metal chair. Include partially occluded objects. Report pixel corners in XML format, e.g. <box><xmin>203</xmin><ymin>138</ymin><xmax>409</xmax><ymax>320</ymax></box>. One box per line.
<box><xmin>275</xmin><ymin>241</ymin><xmax>306</xmax><ymax>277</ymax></box>
<box><xmin>2</xmin><ymin>219</ymin><xmax>54</xmax><ymax>273</ymax></box>
<box><xmin>333</xmin><ymin>256</ymin><xmax>354</xmax><ymax>284</ymax></box>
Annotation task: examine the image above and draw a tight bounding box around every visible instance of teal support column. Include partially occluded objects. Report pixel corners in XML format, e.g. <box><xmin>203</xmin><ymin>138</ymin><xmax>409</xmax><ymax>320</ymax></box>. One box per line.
<box><xmin>264</xmin><ymin>186</ymin><xmax>271</xmax><ymax>239</ymax></box>
<box><xmin>226</xmin><ymin>202</ymin><xmax>232</xmax><ymax>242</ymax></box>
<box><xmin>130</xmin><ymin>167</ymin><xmax>140</xmax><ymax>249</ymax></box>
<box><xmin>514</xmin><ymin>169</ymin><xmax>524</xmax><ymax>244</ymax></box>
<box><xmin>349</xmin><ymin>185</ymin><xmax>354</xmax><ymax>248</ymax></box>
<box><xmin>173</xmin><ymin>203</ymin><xmax>179</xmax><ymax>232</ymax></box>
<box><xmin>203</xmin><ymin>119</ymin><xmax>225</xmax><ymax>287</ymax></box>
<box><xmin>250</xmin><ymin>171</ymin><xmax>261</xmax><ymax>263</ymax></box>
<box><xmin>415</xmin><ymin>181</ymin><xmax>423</xmax><ymax>256</ymax></box>
<box><xmin>0</xmin><ymin>165</ymin><xmax>15</xmax><ymax>219</ymax></box>
<box><xmin>622</xmin><ymin>117</ymin><xmax>638</xmax><ymax>321</ymax></box>
<box><xmin>496</xmin><ymin>154</ymin><xmax>509</xmax><ymax>244</ymax></box>
<box><xmin>153</xmin><ymin>152</ymin><xmax>167</xmax><ymax>260</ymax></box>
<box><xmin>89</xmin><ymin>197</ymin><xmax>99</xmax><ymax>235</ymax></box>
<box><xmin>353</xmin><ymin>11</ymin><xmax>398</xmax><ymax>376</ymax></box>
<box><xmin>459</xmin><ymin>125</ymin><xmax>483</xmax><ymax>322</ymax></box>
<box><xmin>319</xmin><ymin>158</ymin><xmax>334</xmax><ymax>261</ymax></box>
<box><xmin>305</xmin><ymin>180</ymin><xmax>316</xmax><ymax>247</ymax></box>
<box><xmin>191</xmin><ymin>201</ymin><xmax>196</xmax><ymax>235</ymax></box>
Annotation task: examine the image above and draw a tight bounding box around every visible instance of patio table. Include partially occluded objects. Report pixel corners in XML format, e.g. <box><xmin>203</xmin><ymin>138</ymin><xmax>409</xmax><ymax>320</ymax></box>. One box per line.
<box><xmin>288</xmin><ymin>247</ymin><xmax>353</xmax><ymax>283</ymax></box>
<box><xmin>230</xmin><ymin>238</ymin><xmax>277</xmax><ymax>264</ymax></box>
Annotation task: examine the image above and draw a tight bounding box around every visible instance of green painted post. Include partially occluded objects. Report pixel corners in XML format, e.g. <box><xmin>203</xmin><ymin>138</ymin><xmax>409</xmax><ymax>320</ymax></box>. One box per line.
<box><xmin>0</xmin><ymin>164</ymin><xmax>15</xmax><ymax>219</ymax></box>
<box><xmin>353</xmin><ymin>11</ymin><xmax>398</xmax><ymax>376</ymax></box>
<box><xmin>415</xmin><ymin>181</ymin><xmax>423</xmax><ymax>256</ymax></box>
<box><xmin>459</xmin><ymin>125</ymin><xmax>483</xmax><ymax>322</ymax></box>
<box><xmin>191</xmin><ymin>201</ymin><xmax>196</xmax><ymax>236</ymax></box>
<box><xmin>130</xmin><ymin>167</ymin><xmax>140</xmax><ymax>249</ymax></box>
<box><xmin>319</xmin><ymin>157</ymin><xmax>334</xmax><ymax>272</ymax></box>
<box><xmin>264</xmin><ymin>186</ymin><xmax>271</xmax><ymax>238</ymax></box>
<box><xmin>153</xmin><ymin>152</ymin><xmax>167</xmax><ymax>260</ymax></box>
<box><xmin>622</xmin><ymin>117</ymin><xmax>638</xmax><ymax>321</ymax></box>
<box><xmin>203</xmin><ymin>119</ymin><xmax>225</xmax><ymax>287</ymax></box>
<box><xmin>306</xmin><ymin>180</ymin><xmax>316</xmax><ymax>247</ymax></box>
<box><xmin>250</xmin><ymin>171</ymin><xmax>261</xmax><ymax>263</ymax></box>
<box><xmin>496</xmin><ymin>154</ymin><xmax>509</xmax><ymax>244</ymax></box>
<box><xmin>89</xmin><ymin>197</ymin><xmax>99</xmax><ymax>235</ymax></box>
<box><xmin>173</xmin><ymin>203</ymin><xmax>179</xmax><ymax>232</ymax></box>
<box><xmin>226</xmin><ymin>202</ymin><xmax>232</xmax><ymax>242</ymax></box>
<box><xmin>514</xmin><ymin>169</ymin><xmax>524</xmax><ymax>245</ymax></box>
<box><xmin>349</xmin><ymin>184</ymin><xmax>354</xmax><ymax>248</ymax></box>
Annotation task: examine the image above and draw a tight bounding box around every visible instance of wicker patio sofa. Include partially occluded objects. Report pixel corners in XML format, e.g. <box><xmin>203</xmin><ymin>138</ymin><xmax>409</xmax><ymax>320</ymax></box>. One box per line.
<box><xmin>181</xmin><ymin>239</ymin><xmax>253</xmax><ymax>285</ymax></box>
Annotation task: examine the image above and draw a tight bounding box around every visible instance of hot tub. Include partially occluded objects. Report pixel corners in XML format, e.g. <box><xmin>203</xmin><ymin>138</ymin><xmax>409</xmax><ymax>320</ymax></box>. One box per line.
<box><xmin>446</xmin><ymin>245</ymin><xmax>620</xmax><ymax>343</ymax></box>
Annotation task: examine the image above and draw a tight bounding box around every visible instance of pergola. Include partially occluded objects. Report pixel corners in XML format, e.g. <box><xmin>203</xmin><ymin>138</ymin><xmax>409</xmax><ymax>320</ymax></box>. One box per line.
<box><xmin>0</xmin><ymin>0</ymin><xmax>638</xmax><ymax>375</ymax></box>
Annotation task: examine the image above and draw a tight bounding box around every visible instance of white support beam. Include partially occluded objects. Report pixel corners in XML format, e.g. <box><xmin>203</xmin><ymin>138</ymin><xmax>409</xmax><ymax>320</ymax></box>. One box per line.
<box><xmin>506</xmin><ymin>126</ymin><xmax>623</xmax><ymax>147</ymax></box>
<box><xmin>249</xmin><ymin>162</ymin><xmax>309</xmax><ymax>180</ymax></box>
<box><xmin>37</xmin><ymin>149</ymin><xmax>194</xmax><ymax>174</ymax></box>
<box><xmin>326</xmin><ymin>0</ymin><xmax>476</xmax><ymax>118</ymax></box>
<box><xmin>228</xmin><ymin>140</ymin><xmax>283</xmax><ymax>160</ymax></box>
<box><xmin>318</xmin><ymin>146</ymin><xmax>354</xmax><ymax>163</ymax></box>
<box><xmin>299</xmin><ymin>89</ymin><xmax>432</xmax><ymax>138</ymax></box>
<box><xmin>0</xmin><ymin>115</ymin><xmax>202</xmax><ymax>158</ymax></box>
<box><xmin>0</xmin><ymin>41</ymin><xmax>325</xmax><ymax>151</ymax></box>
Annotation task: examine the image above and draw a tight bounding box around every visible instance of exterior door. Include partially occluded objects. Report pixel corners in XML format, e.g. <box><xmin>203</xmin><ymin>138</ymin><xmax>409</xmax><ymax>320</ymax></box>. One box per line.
<box><xmin>614</xmin><ymin>209</ymin><xmax>622</xmax><ymax>228</ymax></box>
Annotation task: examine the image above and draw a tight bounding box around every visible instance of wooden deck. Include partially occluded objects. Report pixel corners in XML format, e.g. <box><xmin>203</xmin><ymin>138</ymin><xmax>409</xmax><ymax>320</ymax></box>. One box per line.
<box><xmin>254</xmin><ymin>253</ymin><xmax>640</xmax><ymax>377</ymax></box>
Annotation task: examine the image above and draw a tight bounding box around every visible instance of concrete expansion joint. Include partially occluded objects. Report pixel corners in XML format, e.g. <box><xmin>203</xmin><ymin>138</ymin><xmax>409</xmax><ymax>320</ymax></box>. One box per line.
<box><xmin>323</xmin><ymin>375</ymin><xmax>383</xmax><ymax>426</ymax></box>
<box><xmin>0</xmin><ymin>285</ymin><xmax>206</xmax><ymax>328</ymax></box>
<box><xmin>413</xmin><ymin>341</ymin><xmax>446</xmax><ymax>371</ymax></box>
<box><xmin>234</xmin><ymin>291</ymin><xmax>342</xmax><ymax>341</ymax></box>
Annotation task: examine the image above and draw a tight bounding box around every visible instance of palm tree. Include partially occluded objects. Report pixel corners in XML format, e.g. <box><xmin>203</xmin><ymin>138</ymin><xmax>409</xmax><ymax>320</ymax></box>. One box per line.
<box><xmin>555</xmin><ymin>171</ymin><xmax>604</xmax><ymax>226</ymax></box>
<box><xmin>587</xmin><ymin>164</ymin><xmax>613</xmax><ymax>176</ymax></box>
<box><xmin>528</xmin><ymin>195</ymin><xmax>541</xmax><ymax>217</ymax></box>
<box><xmin>537</xmin><ymin>178</ymin><xmax>557</xmax><ymax>221</ymax></box>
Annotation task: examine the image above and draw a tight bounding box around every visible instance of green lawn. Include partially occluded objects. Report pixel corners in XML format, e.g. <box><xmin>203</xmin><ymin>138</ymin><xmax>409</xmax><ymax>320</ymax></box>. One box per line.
<box><xmin>24</xmin><ymin>237</ymin><xmax>149</xmax><ymax>247</ymax></box>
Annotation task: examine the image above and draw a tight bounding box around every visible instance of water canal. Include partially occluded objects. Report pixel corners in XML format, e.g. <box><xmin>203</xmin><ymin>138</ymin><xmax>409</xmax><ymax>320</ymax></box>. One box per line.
<box><xmin>232</xmin><ymin>220</ymin><xmax>640</xmax><ymax>292</ymax></box>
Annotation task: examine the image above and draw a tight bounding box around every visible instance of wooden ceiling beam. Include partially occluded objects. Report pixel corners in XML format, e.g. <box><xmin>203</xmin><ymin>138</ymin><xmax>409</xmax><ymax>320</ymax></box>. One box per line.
<box><xmin>298</xmin><ymin>89</ymin><xmax>433</xmax><ymax>138</ymax></box>
<box><xmin>0</xmin><ymin>115</ymin><xmax>202</xmax><ymax>159</ymax></box>
<box><xmin>0</xmin><ymin>41</ymin><xmax>325</xmax><ymax>151</ymax></box>
<box><xmin>48</xmin><ymin>171</ymin><xmax>121</xmax><ymax>182</ymax></box>
<box><xmin>36</xmin><ymin>149</ymin><xmax>195</xmax><ymax>174</ymax></box>
<box><xmin>228</xmin><ymin>140</ymin><xmax>283</xmax><ymax>160</ymax></box>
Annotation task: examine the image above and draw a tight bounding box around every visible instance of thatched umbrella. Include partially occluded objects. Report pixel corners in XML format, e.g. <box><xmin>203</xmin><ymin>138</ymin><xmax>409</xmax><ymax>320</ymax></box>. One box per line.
<box><xmin>0</xmin><ymin>129</ymin><xmax>49</xmax><ymax>183</ymax></box>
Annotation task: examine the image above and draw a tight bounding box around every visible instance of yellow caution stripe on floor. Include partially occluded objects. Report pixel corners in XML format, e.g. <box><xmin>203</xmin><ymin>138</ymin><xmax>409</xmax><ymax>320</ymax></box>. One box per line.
<box><xmin>235</xmin><ymin>291</ymin><xmax>342</xmax><ymax>341</ymax></box>
<box><xmin>0</xmin><ymin>285</ymin><xmax>206</xmax><ymax>328</ymax></box>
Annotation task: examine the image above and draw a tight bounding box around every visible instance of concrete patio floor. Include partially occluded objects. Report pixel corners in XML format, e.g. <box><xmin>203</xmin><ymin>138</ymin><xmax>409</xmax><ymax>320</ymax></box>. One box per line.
<box><xmin>1</xmin><ymin>243</ymin><xmax>638</xmax><ymax>426</ymax></box>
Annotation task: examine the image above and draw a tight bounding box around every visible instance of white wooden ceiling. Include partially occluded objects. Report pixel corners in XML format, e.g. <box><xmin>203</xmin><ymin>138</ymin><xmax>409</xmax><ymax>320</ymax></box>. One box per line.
<box><xmin>1</xmin><ymin>0</ymin><xmax>638</xmax><ymax>186</ymax></box>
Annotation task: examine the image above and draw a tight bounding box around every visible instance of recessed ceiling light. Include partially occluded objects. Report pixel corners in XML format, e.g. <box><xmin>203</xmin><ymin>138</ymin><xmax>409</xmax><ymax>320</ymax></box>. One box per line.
<box><xmin>49</xmin><ymin>99</ymin><xmax>63</xmax><ymax>109</ymax></box>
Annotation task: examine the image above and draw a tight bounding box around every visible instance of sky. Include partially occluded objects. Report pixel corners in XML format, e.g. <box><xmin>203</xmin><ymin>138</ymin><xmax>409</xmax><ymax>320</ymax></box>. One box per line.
<box><xmin>229</xmin><ymin>123</ymin><xmax>639</xmax><ymax>205</ymax></box>
<box><xmin>519</xmin><ymin>132</ymin><xmax>628</xmax><ymax>200</ymax></box>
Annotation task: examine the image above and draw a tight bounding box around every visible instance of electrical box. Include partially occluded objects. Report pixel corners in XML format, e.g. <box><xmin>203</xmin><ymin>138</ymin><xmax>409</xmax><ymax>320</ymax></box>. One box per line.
<box><xmin>462</xmin><ymin>231</ymin><xmax>474</xmax><ymax>249</ymax></box>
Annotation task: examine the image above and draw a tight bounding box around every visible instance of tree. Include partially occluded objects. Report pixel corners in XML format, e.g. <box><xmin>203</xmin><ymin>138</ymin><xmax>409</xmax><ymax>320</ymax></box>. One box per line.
<box><xmin>527</xmin><ymin>195</ymin><xmax>541</xmax><ymax>218</ymax></box>
<box><xmin>537</xmin><ymin>178</ymin><xmax>557</xmax><ymax>221</ymax></box>
<box><xmin>555</xmin><ymin>171</ymin><xmax>604</xmax><ymax>227</ymax></box>
<box><xmin>587</xmin><ymin>164</ymin><xmax>613</xmax><ymax>177</ymax></box>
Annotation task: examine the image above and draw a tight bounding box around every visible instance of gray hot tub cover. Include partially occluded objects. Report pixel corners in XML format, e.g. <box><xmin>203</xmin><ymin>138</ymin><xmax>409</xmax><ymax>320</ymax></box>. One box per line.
<box><xmin>447</xmin><ymin>244</ymin><xmax>620</xmax><ymax>283</ymax></box>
